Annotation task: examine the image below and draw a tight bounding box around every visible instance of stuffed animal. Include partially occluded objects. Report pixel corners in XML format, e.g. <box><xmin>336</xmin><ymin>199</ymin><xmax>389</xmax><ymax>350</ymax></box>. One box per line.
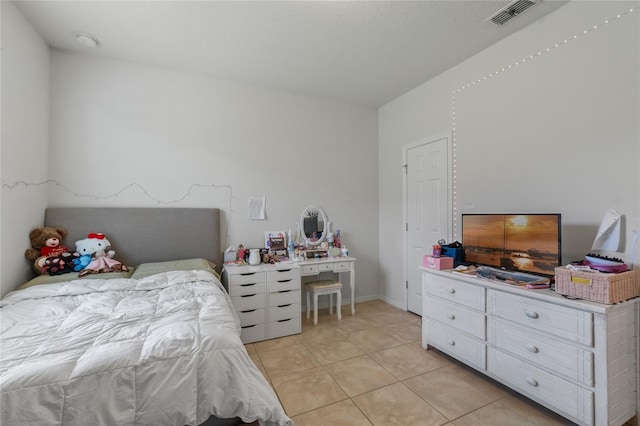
<box><xmin>74</xmin><ymin>233</ymin><xmax>128</xmax><ymax>277</ymax></box>
<box><xmin>74</xmin><ymin>232</ymin><xmax>115</xmax><ymax>260</ymax></box>
<box><xmin>73</xmin><ymin>254</ymin><xmax>92</xmax><ymax>272</ymax></box>
<box><xmin>25</xmin><ymin>226</ymin><xmax>74</xmax><ymax>274</ymax></box>
<box><xmin>44</xmin><ymin>255</ymin><xmax>76</xmax><ymax>276</ymax></box>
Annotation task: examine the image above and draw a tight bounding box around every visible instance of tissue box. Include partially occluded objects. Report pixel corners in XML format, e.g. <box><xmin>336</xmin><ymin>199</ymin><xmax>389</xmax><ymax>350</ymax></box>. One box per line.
<box><xmin>423</xmin><ymin>255</ymin><xmax>454</xmax><ymax>270</ymax></box>
<box><xmin>224</xmin><ymin>251</ymin><xmax>237</xmax><ymax>262</ymax></box>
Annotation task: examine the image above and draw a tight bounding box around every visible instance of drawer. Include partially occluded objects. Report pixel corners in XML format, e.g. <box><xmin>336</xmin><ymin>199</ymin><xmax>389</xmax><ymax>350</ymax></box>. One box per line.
<box><xmin>267</xmin><ymin>268</ymin><xmax>299</xmax><ymax>281</ymax></box>
<box><xmin>269</xmin><ymin>289</ymin><xmax>301</xmax><ymax>307</ymax></box>
<box><xmin>269</xmin><ymin>303</ymin><xmax>300</xmax><ymax>322</ymax></box>
<box><xmin>488</xmin><ymin>290</ymin><xmax>593</xmax><ymax>346</ymax></box>
<box><xmin>425</xmin><ymin>297</ymin><xmax>485</xmax><ymax>339</ymax></box>
<box><xmin>240</xmin><ymin>323</ymin><xmax>266</xmax><ymax>344</ymax></box>
<box><xmin>488</xmin><ymin>318</ymin><xmax>593</xmax><ymax>386</ymax></box>
<box><xmin>267</xmin><ymin>278</ymin><xmax>300</xmax><ymax>293</ymax></box>
<box><xmin>268</xmin><ymin>317</ymin><xmax>300</xmax><ymax>339</ymax></box>
<box><xmin>301</xmin><ymin>264</ymin><xmax>319</xmax><ymax>275</ymax></box>
<box><xmin>228</xmin><ymin>281</ymin><xmax>265</xmax><ymax>297</ymax></box>
<box><xmin>229</xmin><ymin>272</ymin><xmax>265</xmax><ymax>286</ymax></box>
<box><xmin>426</xmin><ymin>320</ymin><xmax>486</xmax><ymax>370</ymax></box>
<box><xmin>319</xmin><ymin>263</ymin><xmax>334</xmax><ymax>272</ymax></box>
<box><xmin>424</xmin><ymin>274</ymin><xmax>486</xmax><ymax>311</ymax></box>
<box><xmin>236</xmin><ymin>308</ymin><xmax>265</xmax><ymax>327</ymax></box>
<box><xmin>231</xmin><ymin>293</ymin><xmax>265</xmax><ymax>311</ymax></box>
<box><xmin>488</xmin><ymin>348</ymin><xmax>593</xmax><ymax>425</ymax></box>
<box><xmin>333</xmin><ymin>261</ymin><xmax>350</xmax><ymax>272</ymax></box>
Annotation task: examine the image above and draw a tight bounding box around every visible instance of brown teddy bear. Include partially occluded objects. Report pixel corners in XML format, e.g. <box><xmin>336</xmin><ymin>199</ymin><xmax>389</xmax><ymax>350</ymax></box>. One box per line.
<box><xmin>25</xmin><ymin>226</ymin><xmax>74</xmax><ymax>275</ymax></box>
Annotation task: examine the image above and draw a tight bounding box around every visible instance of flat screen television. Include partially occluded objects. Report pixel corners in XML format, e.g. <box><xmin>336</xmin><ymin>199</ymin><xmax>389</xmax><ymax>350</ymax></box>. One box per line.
<box><xmin>461</xmin><ymin>214</ymin><xmax>562</xmax><ymax>276</ymax></box>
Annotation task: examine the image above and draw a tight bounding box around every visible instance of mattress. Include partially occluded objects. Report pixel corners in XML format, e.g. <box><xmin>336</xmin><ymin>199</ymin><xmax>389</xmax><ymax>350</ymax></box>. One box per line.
<box><xmin>0</xmin><ymin>268</ymin><xmax>292</xmax><ymax>426</ymax></box>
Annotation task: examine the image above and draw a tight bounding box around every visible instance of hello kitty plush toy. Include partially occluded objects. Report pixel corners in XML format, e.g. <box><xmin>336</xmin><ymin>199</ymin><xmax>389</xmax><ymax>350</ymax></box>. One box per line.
<box><xmin>74</xmin><ymin>233</ymin><xmax>128</xmax><ymax>276</ymax></box>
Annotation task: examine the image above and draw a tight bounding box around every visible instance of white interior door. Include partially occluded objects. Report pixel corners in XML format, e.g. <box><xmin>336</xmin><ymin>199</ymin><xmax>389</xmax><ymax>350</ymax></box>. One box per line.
<box><xmin>405</xmin><ymin>135</ymin><xmax>450</xmax><ymax>315</ymax></box>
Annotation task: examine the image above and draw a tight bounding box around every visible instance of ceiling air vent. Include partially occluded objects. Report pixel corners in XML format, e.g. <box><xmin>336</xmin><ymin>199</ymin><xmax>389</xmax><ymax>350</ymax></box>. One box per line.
<box><xmin>488</xmin><ymin>0</ymin><xmax>538</xmax><ymax>25</ymax></box>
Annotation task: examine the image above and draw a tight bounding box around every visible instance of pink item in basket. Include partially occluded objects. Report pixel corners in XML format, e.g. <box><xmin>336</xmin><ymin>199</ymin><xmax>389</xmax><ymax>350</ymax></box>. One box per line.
<box><xmin>584</xmin><ymin>256</ymin><xmax>628</xmax><ymax>273</ymax></box>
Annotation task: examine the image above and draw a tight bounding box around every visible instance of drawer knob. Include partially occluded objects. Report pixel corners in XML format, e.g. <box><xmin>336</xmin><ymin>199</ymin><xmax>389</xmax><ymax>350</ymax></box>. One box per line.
<box><xmin>526</xmin><ymin>344</ymin><xmax>539</xmax><ymax>353</ymax></box>
<box><xmin>447</xmin><ymin>339</ymin><xmax>455</xmax><ymax>346</ymax></box>
<box><xmin>525</xmin><ymin>377</ymin><xmax>539</xmax><ymax>387</ymax></box>
<box><xmin>525</xmin><ymin>310</ymin><xmax>539</xmax><ymax>319</ymax></box>
<box><xmin>448</xmin><ymin>288</ymin><xmax>456</xmax><ymax>294</ymax></box>
<box><xmin>448</xmin><ymin>314</ymin><xmax>455</xmax><ymax>320</ymax></box>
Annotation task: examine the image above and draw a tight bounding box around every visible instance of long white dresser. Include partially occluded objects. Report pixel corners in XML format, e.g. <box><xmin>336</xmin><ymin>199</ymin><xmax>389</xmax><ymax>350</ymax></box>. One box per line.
<box><xmin>421</xmin><ymin>267</ymin><xmax>639</xmax><ymax>426</ymax></box>
<box><xmin>222</xmin><ymin>263</ymin><xmax>301</xmax><ymax>344</ymax></box>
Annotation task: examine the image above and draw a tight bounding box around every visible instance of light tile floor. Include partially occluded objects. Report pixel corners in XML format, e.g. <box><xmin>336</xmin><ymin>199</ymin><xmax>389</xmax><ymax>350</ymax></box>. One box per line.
<box><xmin>245</xmin><ymin>300</ymin><xmax>609</xmax><ymax>426</ymax></box>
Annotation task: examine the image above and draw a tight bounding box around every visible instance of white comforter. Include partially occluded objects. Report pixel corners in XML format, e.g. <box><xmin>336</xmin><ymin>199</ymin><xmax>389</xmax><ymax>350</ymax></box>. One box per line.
<box><xmin>0</xmin><ymin>270</ymin><xmax>292</xmax><ymax>426</ymax></box>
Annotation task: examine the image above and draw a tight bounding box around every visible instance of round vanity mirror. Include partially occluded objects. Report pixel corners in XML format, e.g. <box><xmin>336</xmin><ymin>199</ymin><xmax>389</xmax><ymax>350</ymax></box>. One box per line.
<box><xmin>300</xmin><ymin>205</ymin><xmax>329</xmax><ymax>247</ymax></box>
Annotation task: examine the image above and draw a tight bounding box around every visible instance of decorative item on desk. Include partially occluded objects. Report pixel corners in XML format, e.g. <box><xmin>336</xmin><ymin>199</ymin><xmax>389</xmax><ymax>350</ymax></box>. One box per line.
<box><xmin>334</xmin><ymin>229</ymin><xmax>341</xmax><ymax>248</ymax></box>
<box><xmin>237</xmin><ymin>244</ymin><xmax>248</xmax><ymax>263</ymax></box>
<box><xmin>223</xmin><ymin>246</ymin><xmax>237</xmax><ymax>263</ymax></box>
<box><xmin>584</xmin><ymin>209</ymin><xmax>628</xmax><ymax>272</ymax></box>
<box><xmin>432</xmin><ymin>244</ymin><xmax>441</xmax><ymax>257</ymax></box>
<box><xmin>288</xmin><ymin>240</ymin><xmax>295</xmax><ymax>259</ymax></box>
<box><xmin>341</xmin><ymin>246</ymin><xmax>349</xmax><ymax>257</ymax></box>
<box><xmin>269</xmin><ymin>237</ymin><xmax>285</xmax><ymax>251</ymax></box>
<box><xmin>423</xmin><ymin>255</ymin><xmax>453</xmax><ymax>270</ymax></box>
<box><xmin>249</xmin><ymin>249</ymin><xmax>261</xmax><ymax>265</ymax></box>
<box><xmin>441</xmin><ymin>241</ymin><xmax>464</xmax><ymax>267</ymax></box>
<box><xmin>264</xmin><ymin>231</ymin><xmax>286</xmax><ymax>250</ymax></box>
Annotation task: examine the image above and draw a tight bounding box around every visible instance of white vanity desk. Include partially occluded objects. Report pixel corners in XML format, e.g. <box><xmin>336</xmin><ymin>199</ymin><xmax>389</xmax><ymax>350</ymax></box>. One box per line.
<box><xmin>297</xmin><ymin>256</ymin><xmax>356</xmax><ymax>315</ymax></box>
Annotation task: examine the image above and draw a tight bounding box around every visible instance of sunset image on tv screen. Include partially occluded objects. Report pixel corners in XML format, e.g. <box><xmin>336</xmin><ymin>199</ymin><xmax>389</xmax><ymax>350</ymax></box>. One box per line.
<box><xmin>462</xmin><ymin>214</ymin><xmax>560</xmax><ymax>275</ymax></box>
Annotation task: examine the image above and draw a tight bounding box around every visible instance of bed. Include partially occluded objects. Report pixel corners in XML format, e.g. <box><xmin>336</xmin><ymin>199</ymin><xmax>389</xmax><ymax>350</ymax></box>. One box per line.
<box><xmin>0</xmin><ymin>208</ymin><xmax>292</xmax><ymax>426</ymax></box>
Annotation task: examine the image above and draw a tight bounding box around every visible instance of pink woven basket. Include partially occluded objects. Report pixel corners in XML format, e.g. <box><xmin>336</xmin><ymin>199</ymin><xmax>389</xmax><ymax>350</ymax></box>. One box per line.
<box><xmin>555</xmin><ymin>267</ymin><xmax>639</xmax><ymax>304</ymax></box>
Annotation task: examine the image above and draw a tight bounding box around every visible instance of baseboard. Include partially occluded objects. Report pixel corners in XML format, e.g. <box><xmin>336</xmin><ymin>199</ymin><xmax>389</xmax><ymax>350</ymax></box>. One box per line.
<box><xmin>378</xmin><ymin>294</ymin><xmax>406</xmax><ymax>311</ymax></box>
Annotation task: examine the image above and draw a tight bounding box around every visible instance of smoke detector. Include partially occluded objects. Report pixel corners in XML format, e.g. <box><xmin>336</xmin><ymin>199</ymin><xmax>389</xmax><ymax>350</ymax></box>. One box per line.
<box><xmin>488</xmin><ymin>0</ymin><xmax>538</xmax><ymax>26</ymax></box>
<box><xmin>76</xmin><ymin>32</ymin><xmax>100</xmax><ymax>48</ymax></box>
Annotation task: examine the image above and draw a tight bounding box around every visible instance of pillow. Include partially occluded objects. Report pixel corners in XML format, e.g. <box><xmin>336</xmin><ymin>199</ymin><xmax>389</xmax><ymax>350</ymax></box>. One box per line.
<box><xmin>130</xmin><ymin>258</ymin><xmax>218</xmax><ymax>280</ymax></box>
<box><xmin>18</xmin><ymin>267</ymin><xmax>135</xmax><ymax>290</ymax></box>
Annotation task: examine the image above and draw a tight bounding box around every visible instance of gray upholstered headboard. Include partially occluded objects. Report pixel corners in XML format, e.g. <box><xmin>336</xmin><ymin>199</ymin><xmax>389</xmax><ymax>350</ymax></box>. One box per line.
<box><xmin>44</xmin><ymin>208</ymin><xmax>222</xmax><ymax>270</ymax></box>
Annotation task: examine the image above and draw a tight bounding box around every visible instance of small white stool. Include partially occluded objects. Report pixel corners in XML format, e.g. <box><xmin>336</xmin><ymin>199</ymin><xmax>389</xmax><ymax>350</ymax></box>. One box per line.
<box><xmin>305</xmin><ymin>280</ymin><xmax>343</xmax><ymax>325</ymax></box>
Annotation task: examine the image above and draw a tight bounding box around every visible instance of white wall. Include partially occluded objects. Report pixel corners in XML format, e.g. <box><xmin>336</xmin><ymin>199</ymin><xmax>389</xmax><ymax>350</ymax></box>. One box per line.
<box><xmin>0</xmin><ymin>1</ymin><xmax>50</xmax><ymax>297</ymax></box>
<box><xmin>45</xmin><ymin>51</ymin><xmax>379</xmax><ymax>302</ymax></box>
<box><xmin>379</xmin><ymin>1</ymin><xmax>640</xmax><ymax>308</ymax></box>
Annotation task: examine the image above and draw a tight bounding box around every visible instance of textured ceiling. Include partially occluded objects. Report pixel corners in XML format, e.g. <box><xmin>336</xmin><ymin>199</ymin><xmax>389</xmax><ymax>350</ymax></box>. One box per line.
<box><xmin>14</xmin><ymin>0</ymin><xmax>568</xmax><ymax>107</ymax></box>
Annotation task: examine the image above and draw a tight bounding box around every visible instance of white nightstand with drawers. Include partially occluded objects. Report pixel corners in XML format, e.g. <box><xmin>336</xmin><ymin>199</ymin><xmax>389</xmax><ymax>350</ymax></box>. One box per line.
<box><xmin>222</xmin><ymin>263</ymin><xmax>301</xmax><ymax>344</ymax></box>
<box><xmin>421</xmin><ymin>267</ymin><xmax>639</xmax><ymax>426</ymax></box>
